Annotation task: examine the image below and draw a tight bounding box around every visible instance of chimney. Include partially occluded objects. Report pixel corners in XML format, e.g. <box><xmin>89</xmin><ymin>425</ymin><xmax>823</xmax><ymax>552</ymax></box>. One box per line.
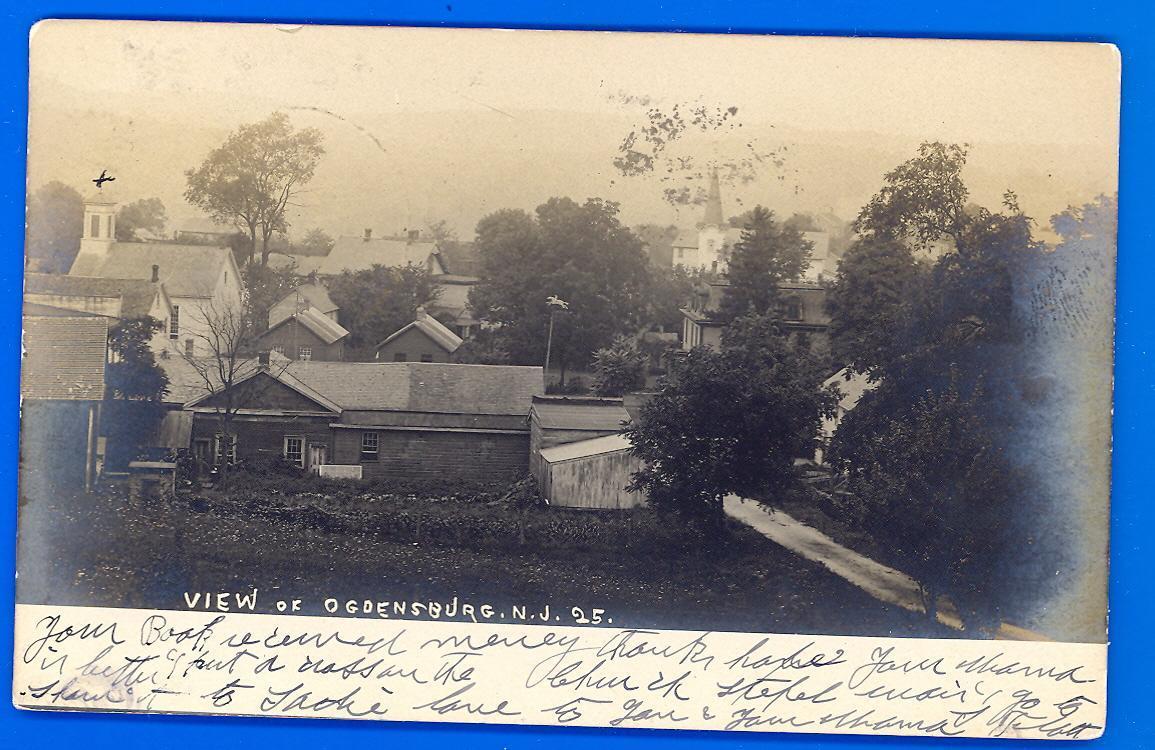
<box><xmin>408</xmin><ymin>229</ymin><xmax>420</xmax><ymax>242</ymax></box>
<box><xmin>151</xmin><ymin>264</ymin><xmax>160</xmax><ymax>283</ymax></box>
<box><xmin>363</xmin><ymin>228</ymin><xmax>372</xmax><ymax>242</ymax></box>
<box><xmin>415</xmin><ymin>305</ymin><xmax>428</xmax><ymax>321</ymax></box>
<box><xmin>257</xmin><ymin>350</ymin><xmax>270</xmax><ymax>368</ymax></box>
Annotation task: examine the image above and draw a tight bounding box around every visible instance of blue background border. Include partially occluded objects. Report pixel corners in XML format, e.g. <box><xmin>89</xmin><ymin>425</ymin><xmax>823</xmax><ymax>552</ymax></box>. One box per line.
<box><xmin>1</xmin><ymin>2</ymin><xmax>1150</xmax><ymax>748</ymax></box>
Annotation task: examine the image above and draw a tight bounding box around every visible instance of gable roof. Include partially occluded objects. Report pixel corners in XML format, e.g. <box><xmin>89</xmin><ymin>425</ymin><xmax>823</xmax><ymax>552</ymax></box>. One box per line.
<box><xmin>21</xmin><ymin>314</ymin><xmax>108</xmax><ymax>400</ymax></box>
<box><xmin>70</xmin><ymin>242</ymin><xmax>235</xmax><ymax>299</ymax></box>
<box><xmin>376</xmin><ymin>315</ymin><xmax>463</xmax><ymax>354</ymax></box>
<box><xmin>435</xmin><ymin>240</ymin><xmax>483</xmax><ymax>276</ymax></box>
<box><xmin>277</xmin><ymin>235</ymin><xmax>442</xmax><ymax>277</ymax></box>
<box><xmin>275</xmin><ymin>283</ymin><xmax>338</xmax><ymax>315</ymax></box>
<box><xmin>530</xmin><ymin>396</ymin><xmax>631</xmax><ymax>431</ymax></box>
<box><xmin>24</xmin><ymin>273</ymin><xmax>169</xmax><ymax>320</ymax></box>
<box><xmin>259</xmin><ymin>306</ymin><xmax>350</xmax><ymax>345</ymax></box>
<box><xmin>282</xmin><ymin>362</ymin><xmax>542</xmax><ymax>415</ymax></box>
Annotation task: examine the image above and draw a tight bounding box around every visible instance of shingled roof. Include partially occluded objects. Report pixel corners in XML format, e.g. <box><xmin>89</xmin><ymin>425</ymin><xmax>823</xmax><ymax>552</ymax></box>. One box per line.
<box><xmin>277</xmin><ymin>283</ymin><xmax>338</xmax><ymax>316</ymax></box>
<box><xmin>21</xmin><ymin>314</ymin><xmax>109</xmax><ymax>400</ymax></box>
<box><xmin>24</xmin><ymin>272</ymin><xmax>167</xmax><ymax>319</ymax></box>
<box><xmin>281</xmin><ymin>362</ymin><xmax>542</xmax><ymax>415</ymax></box>
<box><xmin>262</xmin><ymin>307</ymin><xmax>349</xmax><ymax>345</ymax></box>
<box><xmin>375</xmin><ymin>313</ymin><xmax>463</xmax><ymax>355</ymax></box>
<box><xmin>435</xmin><ymin>240</ymin><xmax>483</xmax><ymax>277</ymax></box>
<box><xmin>71</xmin><ymin>243</ymin><xmax>234</xmax><ymax>299</ymax></box>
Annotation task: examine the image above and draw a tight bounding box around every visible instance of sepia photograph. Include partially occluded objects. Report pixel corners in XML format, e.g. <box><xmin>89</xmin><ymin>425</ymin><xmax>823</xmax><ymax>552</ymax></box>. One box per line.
<box><xmin>11</xmin><ymin>19</ymin><xmax>1120</xmax><ymax>738</ymax></box>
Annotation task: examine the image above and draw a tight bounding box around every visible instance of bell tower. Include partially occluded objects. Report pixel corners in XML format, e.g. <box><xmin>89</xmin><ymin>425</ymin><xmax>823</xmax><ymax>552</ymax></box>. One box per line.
<box><xmin>69</xmin><ymin>193</ymin><xmax>118</xmax><ymax>275</ymax></box>
<box><xmin>697</xmin><ymin>169</ymin><xmax>727</xmax><ymax>272</ymax></box>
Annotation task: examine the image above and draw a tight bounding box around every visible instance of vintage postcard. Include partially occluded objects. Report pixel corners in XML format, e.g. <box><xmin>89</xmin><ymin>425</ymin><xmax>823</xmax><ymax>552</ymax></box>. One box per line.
<box><xmin>13</xmin><ymin>20</ymin><xmax>1118</xmax><ymax>740</ymax></box>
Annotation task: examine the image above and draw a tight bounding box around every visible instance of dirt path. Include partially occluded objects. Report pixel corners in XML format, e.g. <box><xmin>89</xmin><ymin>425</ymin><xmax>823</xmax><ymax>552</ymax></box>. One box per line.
<box><xmin>722</xmin><ymin>495</ymin><xmax>1046</xmax><ymax>641</ymax></box>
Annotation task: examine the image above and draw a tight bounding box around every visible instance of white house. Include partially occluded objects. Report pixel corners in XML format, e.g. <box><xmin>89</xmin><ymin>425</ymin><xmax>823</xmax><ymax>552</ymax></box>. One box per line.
<box><xmin>69</xmin><ymin>194</ymin><xmax>244</xmax><ymax>357</ymax></box>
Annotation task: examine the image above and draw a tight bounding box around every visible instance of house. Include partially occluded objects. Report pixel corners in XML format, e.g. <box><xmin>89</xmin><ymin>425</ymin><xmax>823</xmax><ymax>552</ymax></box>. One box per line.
<box><xmin>680</xmin><ymin>280</ymin><xmax>831</xmax><ymax>355</ymax></box>
<box><xmin>69</xmin><ymin>195</ymin><xmax>244</xmax><ymax>358</ymax></box>
<box><xmin>20</xmin><ymin>306</ymin><xmax>110</xmax><ymax>492</ymax></box>
<box><xmin>527</xmin><ymin>395</ymin><xmax>631</xmax><ymax>484</ymax></box>
<box><xmin>268</xmin><ymin>283</ymin><xmax>339</xmax><ymax>328</ymax></box>
<box><xmin>537</xmin><ymin>433</ymin><xmax>645</xmax><ymax>510</ymax></box>
<box><xmin>375</xmin><ymin>308</ymin><xmax>463</xmax><ymax>363</ymax></box>
<box><xmin>428</xmin><ymin>275</ymin><xmax>480</xmax><ymax>339</ymax></box>
<box><xmin>816</xmin><ymin>367</ymin><xmax>877</xmax><ymax>464</ymax></box>
<box><xmin>185</xmin><ymin>361</ymin><xmax>544</xmax><ymax>484</ymax></box>
<box><xmin>255</xmin><ymin>307</ymin><xmax>350</xmax><ymax>361</ymax></box>
<box><xmin>24</xmin><ymin>271</ymin><xmax>174</xmax><ymax>353</ymax></box>
<box><xmin>671</xmin><ymin>171</ymin><xmax>832</xmax><ymax>280</ymax></box>
<box><xmin>270</xmin><ymin>229</ymin><xmax>444</xmax><ymax>277</ymax></box>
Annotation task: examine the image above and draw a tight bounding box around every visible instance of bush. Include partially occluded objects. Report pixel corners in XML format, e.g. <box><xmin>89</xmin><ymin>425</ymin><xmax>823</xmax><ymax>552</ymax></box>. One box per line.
<box><xmin>179</xmin><ymin>473</ymin><xmax>695</xmax><ymax>558</ymax></box>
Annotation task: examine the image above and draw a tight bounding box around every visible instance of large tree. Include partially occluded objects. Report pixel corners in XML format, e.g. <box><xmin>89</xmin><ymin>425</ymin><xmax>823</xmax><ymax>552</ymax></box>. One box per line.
<box><xmin>468</xmin><ymin>197</ymin><xmax>650</xmax><ymax>381</ymax></box>
<box><xmin>327</xmin><ymin>263</ymin><xmax>440</xmax><ymax>360</ymax></box>
<box><xmin>719</xmin><ymin>206</ymin><xmax>812</xmax><ymax>323</ymax></box>
<box><xmin>25</xmin><ymin>181</ymin><xmax>84</xmax><ymax>273</ymax></box>
<box><xmin>116</xmin><ymin>198</ymin><xmax>168</xmax><ymax>242</ymax></box>
<box><xmin>829</xmin><ymin>142</ymin><xmax>1052</xmax><ymax>629</ymax></box>
<box><xmin>185</xmin><ymin>112</ymin><xmax>325</xmax><ymax>267</ymax></box>
<box><xmin>104</xmin><ymin>316</ymin><xmax>170</xmax><ymax>469</ymax></box>
<box><xmin>825</xmin><ymin>236</ymin><xmax>925</xmax><ymax>376</ymax></box>
<box><xmin>627</xmin><ymin>314</ymin><xmax>837</xmax><ymax>535</ymax></box>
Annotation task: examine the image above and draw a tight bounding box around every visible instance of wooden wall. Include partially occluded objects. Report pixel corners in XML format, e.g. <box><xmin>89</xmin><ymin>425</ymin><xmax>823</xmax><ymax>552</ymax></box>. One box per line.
<box><xmin>542</xmin><ymin>449</ymin><xmax>645</xmax><ymax>510</ymax></box>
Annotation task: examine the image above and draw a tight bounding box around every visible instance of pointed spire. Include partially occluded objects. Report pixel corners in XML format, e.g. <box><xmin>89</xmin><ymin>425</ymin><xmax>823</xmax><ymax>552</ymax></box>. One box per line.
<box><xmin>703</xmin><ymin>168</ymin><xmax>723</xmax><ymax>227</ymax></box>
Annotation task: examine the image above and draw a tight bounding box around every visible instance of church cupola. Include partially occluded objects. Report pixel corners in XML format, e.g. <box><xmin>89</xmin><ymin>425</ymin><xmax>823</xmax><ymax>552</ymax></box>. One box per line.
<box><xmin>69</xmin><ymin>192</ymin><xmax>118</xmax><ymax>275</ymax></box>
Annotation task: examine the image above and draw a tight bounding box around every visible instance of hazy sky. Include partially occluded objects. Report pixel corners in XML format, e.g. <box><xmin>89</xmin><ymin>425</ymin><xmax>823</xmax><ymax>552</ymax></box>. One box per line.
<box><xmin>27</xmin><ymin>21</ymin><xmax>1120</xmax><ymax>240</ymax></box>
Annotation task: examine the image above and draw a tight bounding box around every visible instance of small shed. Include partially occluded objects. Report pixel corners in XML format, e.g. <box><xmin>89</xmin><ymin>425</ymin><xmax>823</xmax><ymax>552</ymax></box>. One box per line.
<box><xmin>538</xmin><ymin>433</ymin><xmax>645</xmax><ymax>510</ymax></box>
<box><xmin>529</xmin><ymin>395</ymin><xmax>631</xmax><ymax>485</ymax></box>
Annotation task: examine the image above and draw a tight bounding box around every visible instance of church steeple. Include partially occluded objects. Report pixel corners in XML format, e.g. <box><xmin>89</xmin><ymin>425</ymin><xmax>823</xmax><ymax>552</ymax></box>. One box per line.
<box><xmin>702</xmin><ymin>168</ymin><xmax>724</xmax><ymax>227</ymax></box>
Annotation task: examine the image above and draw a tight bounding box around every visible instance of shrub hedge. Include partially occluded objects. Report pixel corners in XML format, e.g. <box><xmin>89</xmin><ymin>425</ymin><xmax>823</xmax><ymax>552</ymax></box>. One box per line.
<box><xmin>180</xmin><ymin>470</ymin><xmax>689</xmax><ymax>558</ymax></box>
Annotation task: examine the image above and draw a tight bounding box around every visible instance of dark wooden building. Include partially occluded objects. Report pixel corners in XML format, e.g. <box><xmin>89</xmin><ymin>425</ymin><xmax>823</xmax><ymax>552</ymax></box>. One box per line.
<box><xmin>20</xmin><ymin>305</ymin><xmax>110</xmax><ymax>493</ymax></box>
<box><xmin>374</xmin><ymin>309</ymin><xmax>463</xmax><ymax>364</ymax></box>
<box><xmin>187</xmin><ymin>361</ymin><xmax>543</xmax><ymax>484</ymax></box>
<box><xmin>255</xmin><ymin>307</ymin><xmax>349</xmax><ymax>361</ymax></box>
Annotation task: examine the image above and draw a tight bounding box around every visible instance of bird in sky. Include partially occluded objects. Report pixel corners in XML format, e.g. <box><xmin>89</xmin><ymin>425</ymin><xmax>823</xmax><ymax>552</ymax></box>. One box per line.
<box><xmin>92</xmin><ymin>169</ymin><xmax>116</xmax><ymax>189</ymax></box>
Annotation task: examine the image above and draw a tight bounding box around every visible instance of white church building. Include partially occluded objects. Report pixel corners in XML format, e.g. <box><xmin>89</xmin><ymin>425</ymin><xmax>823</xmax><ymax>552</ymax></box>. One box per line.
<box><xmin>68</xmin><ymin>190</ymin><xmax>244</xmax><ymax>358</ymax></box>
<box><xmin>671</xmin><ymin>171</ymin><xmax>833</xmax><ymax>281</ymax></box>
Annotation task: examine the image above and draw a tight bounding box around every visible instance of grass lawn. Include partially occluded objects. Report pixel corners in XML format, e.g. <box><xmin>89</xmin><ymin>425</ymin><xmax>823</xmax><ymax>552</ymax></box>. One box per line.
<box><xmin>17</xmin><ymin>479</ymin><xmax>951</xmax><ymax>638</ymax></box>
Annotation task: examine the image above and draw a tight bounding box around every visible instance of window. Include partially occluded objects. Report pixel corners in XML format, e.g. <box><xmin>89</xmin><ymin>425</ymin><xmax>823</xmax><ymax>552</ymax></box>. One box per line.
<box><xmin>283</xmin><ymin>435</ymin><xmax>304</xmax><ymax>468</ymax></box>
<box><xmin>780</xmin><ymin>298</ymin><xmax>803</xmax><ymax>321</ymax></box>
<box><xmin>214</xmin><ymin>434</ymin><xmax>237</xmax><ymax>465</ymax></box>
<box><xmin>90</xmin><ymin>214</ymin><xmax>100</xmax><ymax>238</ymax></box>
<box><xmin>420</xmin><ymin>353</ymin><xmax>434</xmax><ymax>363</ymax></box>
<box><xmin>360</xmin><ymin>432</ymin><xmax>379</xmax><ymax>462</ymax></box>
<box><xmin>272</xmin><ymin>345</ymin><xmax>285</xmax><ymax>356</ymax></box>
<box><xmin>299</xmin><ymin>346</ymin><xmax>312</xmax><ymax>361</ymax></box>
<box><xmin>170</xmin><ymin>305</ymin><xmax>180</xmax><ymax>339</ymax></box>
<box><xmin>106</xmin><ymin>214</ymin><xmax>113</xmax><ymax>238</ymax></box>
<box><xmin>184</xmin><ymin>339</ymin><xmax>195</xmax><ymax>357</ymax></box>
<box><xmin>393</xmin><ymin>352</ymin><xmax>407</xmax><ymax>362</ymax></box>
